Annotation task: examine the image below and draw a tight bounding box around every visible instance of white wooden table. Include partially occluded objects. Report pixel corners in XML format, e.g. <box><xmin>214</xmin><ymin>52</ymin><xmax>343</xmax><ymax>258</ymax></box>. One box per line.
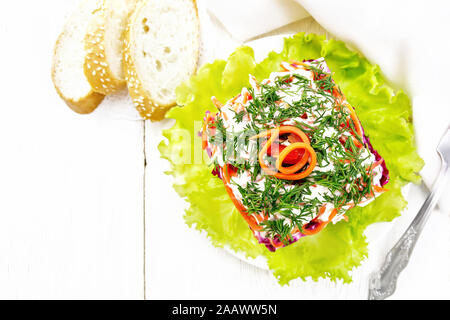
<box><xmin>0</xmin><ymin>0</ymin><xmax>448</xmax><ymax>299</ymax></box>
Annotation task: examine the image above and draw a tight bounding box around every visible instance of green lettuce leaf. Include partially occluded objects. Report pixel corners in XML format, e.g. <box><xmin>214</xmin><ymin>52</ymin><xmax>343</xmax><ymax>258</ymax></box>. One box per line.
<box><xmin>159</xmin><ymin>33</ymin><xmax>424</xmax><ymax>284</ymax></box>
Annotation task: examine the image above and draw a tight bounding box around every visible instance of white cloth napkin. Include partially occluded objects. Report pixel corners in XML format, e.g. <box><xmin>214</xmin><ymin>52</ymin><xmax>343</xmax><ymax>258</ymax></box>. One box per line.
<box><xmin>206</xmin><ymin>0</ymin><xmax>450</xmax><ymax>213</ymax></box>
<box><xmin>296</xmin><ymin>0</ymin><xmax>450</xmax><ymax>213</ymax></box>
<box><xmin>208</xmin><ymin>0</ymin><xmax>310</xmax><ymax>41</ymax></box>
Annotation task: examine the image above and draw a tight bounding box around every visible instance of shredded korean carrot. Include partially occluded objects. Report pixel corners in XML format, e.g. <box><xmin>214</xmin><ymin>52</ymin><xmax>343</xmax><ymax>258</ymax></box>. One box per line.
<box><xmin>271</xmin><ymin>239</ymin><xmax>285</xmax><ymax>248</ymax></box>
<box><xmin>276</xmin><ymin>142</ymin><xmax>310</xmax><ymax>174</ymax></box>
<box><xmin>221</xmin><ymin>165</ymin><xmax>262</xmax><ymax>231</ymax></box>
<box><xmin>251</xmin><ymin>126</ymin><xmax>316</xmax><ymax>181</ymax></box>
<box><xmin>291</xmin><ymin>205</ymin><xmax>342</xmax><ymax>236</ymax></box>
<box><xmin>373</xmin><ymin>185</ymin><xmax>389</xmax><ymax>193</ymax></box>
<box><xmin>345</xmin><ymin>104</ymin><xmax>363</xmax><ymax>138</ymax></box>
<box><xmin>280</xmin><ymin>62</ymin><xmax>291</xmax><ymax>72</ymax></box>
<box><xmin>352</xmin><ymin>136</ymin><xmax>364</xmax><ymax>148</ymax></box>
<box><xmin>370</xmin><ymin>159</ymin><xmax>384</xmax><ymax>171</ymax></box>
<box><xmin>249</xmin><ymin>75</ymin><xmax>260</xmax><ymax>92</ymax></box>
<box><xmin>211</xmin><ymin>96</ymin><xmax>223</xmax><ymax>110</ymax></box>
<box><xmin>241</xmin><ymin>90</ymin><xmax>249</xmax><ymax>105</ymax></box>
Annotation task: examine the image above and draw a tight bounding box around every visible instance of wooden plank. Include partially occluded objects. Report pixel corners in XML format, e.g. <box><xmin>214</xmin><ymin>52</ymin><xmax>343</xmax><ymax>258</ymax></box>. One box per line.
<box><xmin>0</xmin><ymin>0</ymin><xmax>145</xmax><ymax>299</ymax></box>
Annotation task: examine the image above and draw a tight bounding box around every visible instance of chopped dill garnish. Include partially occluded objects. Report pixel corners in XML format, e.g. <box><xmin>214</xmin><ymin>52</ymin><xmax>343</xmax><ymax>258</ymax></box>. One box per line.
<box><xmin>204</xmin><ymin>59</ymin><xmax>377</xmax><ymax>242</ymax></box>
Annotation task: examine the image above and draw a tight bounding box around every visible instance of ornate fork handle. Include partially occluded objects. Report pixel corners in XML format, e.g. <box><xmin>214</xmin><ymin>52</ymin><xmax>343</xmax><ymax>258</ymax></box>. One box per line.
<box><xmin>368</xmin><ymin>165</ymin><xmax>450</xmax><ymax>300</ymax></box>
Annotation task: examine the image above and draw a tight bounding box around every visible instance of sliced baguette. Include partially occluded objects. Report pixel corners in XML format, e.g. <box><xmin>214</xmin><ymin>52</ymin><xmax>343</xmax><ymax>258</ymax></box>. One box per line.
<box><xmin>84</xmin><ymin>0</ymin><xmax>136</xmax><ymax>95</ymax></box>
<box><xmin>52</xmin><ymin>0</ymin><xmax>105</xmax><ymax>114</ymax></box>
<box><xmin>124</xmin><ymin>0</ymin><xmax>200</xmax><ymax>121</ymax></box>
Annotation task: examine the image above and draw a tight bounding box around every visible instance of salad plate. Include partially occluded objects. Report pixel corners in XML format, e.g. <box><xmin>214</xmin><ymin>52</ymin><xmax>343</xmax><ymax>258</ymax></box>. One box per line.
<box><xmin>160</xmin><ymin>32</ymin><xmax>423</xmax><ymax>284</ymax></box>
<box><xmin>219</xmin><ymin>34</ymin><xmax>413</xmax><ymax>270</ymax></box>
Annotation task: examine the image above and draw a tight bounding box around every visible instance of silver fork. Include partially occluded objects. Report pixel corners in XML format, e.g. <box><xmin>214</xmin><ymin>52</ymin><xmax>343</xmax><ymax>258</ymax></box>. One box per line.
<box><xmin>368</xmin><ymin>126</ymin><xmax>450</xmax><ymax>300</ymax></box>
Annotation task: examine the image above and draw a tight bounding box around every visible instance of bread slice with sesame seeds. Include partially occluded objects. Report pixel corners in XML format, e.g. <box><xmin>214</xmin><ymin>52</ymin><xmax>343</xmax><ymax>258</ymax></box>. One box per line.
<box><xmin>124</xmin><ymin>0</ymin><xmax>200</xmax><ymax>121</ymax></box>
<box><xmin>52</xmin><ymin>0</ymin><xmax>105</xmax><ymax>114</ymax></box>
<box><xmin>84</xmin><ymin>0</ymin><xmax>136</xmax><ymax>95</ymax></box>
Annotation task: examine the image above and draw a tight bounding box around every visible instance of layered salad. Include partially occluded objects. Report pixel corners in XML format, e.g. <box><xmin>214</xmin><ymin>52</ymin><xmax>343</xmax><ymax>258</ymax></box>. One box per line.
<box><xmin>202</xmin><ymin>58</ymin><xmax>389</xmax><ymax>251</ymax></box>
